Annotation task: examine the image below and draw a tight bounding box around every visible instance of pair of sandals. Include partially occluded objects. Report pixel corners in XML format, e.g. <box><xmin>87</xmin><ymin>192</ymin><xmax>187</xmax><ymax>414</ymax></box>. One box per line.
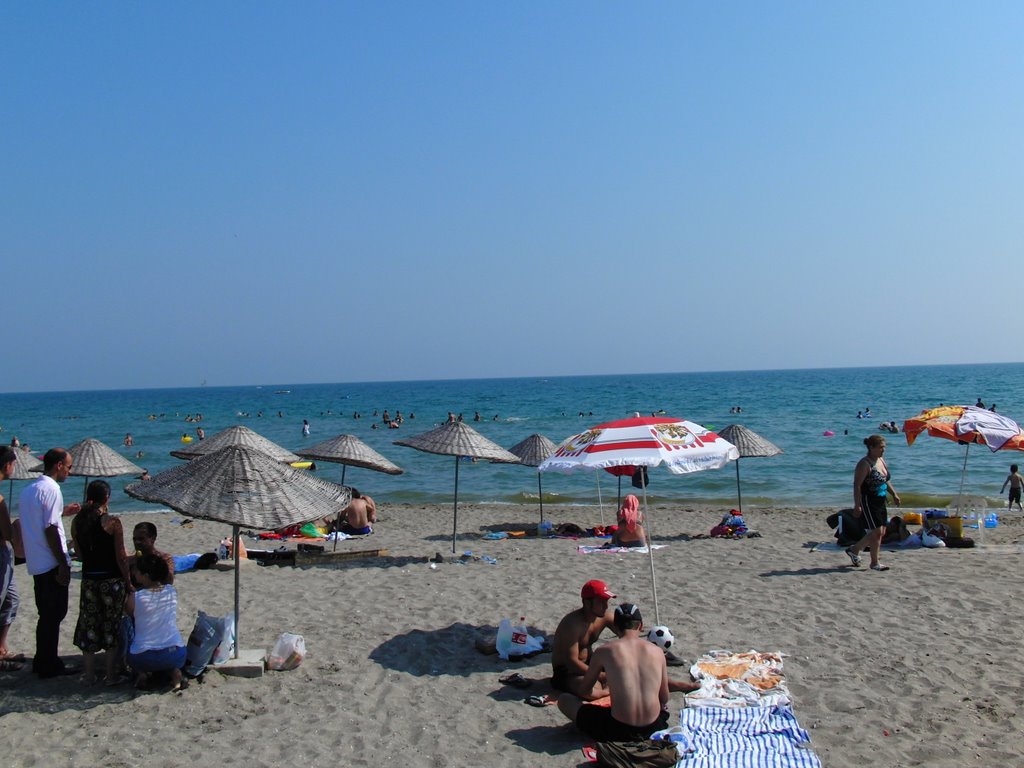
<box><xmin>0</xmin><ymin>653</ymin><xmax>26</xmax><ymax>672</ymax></box>
<box><xmin>845</xmin><ymin>547</ymin><xmax>890</xmax><ymax>571</ymax></box>
<box><xmin>499</xmin><ymin>673</ymin><xmax>558</xmax><ymax>708</ymax></box>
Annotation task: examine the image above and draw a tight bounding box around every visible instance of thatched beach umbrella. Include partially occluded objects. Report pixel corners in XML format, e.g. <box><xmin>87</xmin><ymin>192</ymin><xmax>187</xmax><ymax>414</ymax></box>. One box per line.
<box><xmin>295</xmin><ymin>434</ymin><xmax>403</xmax><ymax>550</ymax></box>
<box><xmin>295</xmin><ymin>434</ymin><xmax>404</xmax><ymax>486</ymax></box>
<box><xmin>50</xmin><ymin>438</ymin><xmax>145</xmax><ymax>501</ymax></box>
<box><xmin>125</xmin><ymin>445</ymin><xmax>351</xmax><ymax>658</ymax></box>
<box><xmin>394</xmin><ymin>422</ymin><xmax>520</xmax><ymax>552</ymax></box>
<box><xmin>716</xmin><ymin>425</ymin><xmax>783</xmax><ymax>515</ymax></box>
<box><xmin>170</xmin><ymin>425</ymin><xmax>301</xmax><ymax>463</ymax></box>
<box><xmin>5</xmin><ymin>448</ymin><xmax>41</xmax><ymax>507</ymax></box>
<box><xmin>506</xmin><ymin>434</ymin><xmax>557</xmax><ymax>523</ymax></box>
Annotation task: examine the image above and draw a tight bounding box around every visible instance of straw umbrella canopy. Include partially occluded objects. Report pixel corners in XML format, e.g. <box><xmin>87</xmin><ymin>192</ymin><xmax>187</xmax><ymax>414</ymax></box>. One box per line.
<box><xmin>716</xmin><ymin>425</ymin><xmax>783</xmax><ymax>514</ymax></box>
<box><xmin>506</xmin><ymin>434</ymin><xmax>558</xmax><ymax>523</ymax></box>
<box><xmin>170</xmin><ymin>425</ymin><xmax>301</xmax><ymax>463</ymax></box>
<box><xmin>295</xmin><ymin>434</ymin><xmax>404</xmax><ymax>550</ymax></box>
<box><xmin>125</xmin><ymin>444</ymin><xmax>352</xmax><ymax>657</ymax></box>
<box><xmin>295</xmin><ymin>434</ymin><xmax>404</xmax><ymax>485</ymax></box>
<box><xmin>394</xmin><ymin>422</ymin><xmax>520</xmax><ymax>552</ymax></box>
<box><xmin>41</xmin><ymin>438</ymin><xmax>146</xmax><ymax>501</ymax></box>
<box><xmin>5</xmin><ymin>448</ymin><xmax>41</xmax><ymax>507</ymax></box>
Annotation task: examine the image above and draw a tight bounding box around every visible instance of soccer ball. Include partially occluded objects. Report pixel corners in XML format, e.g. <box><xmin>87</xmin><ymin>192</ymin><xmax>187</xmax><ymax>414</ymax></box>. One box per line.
<box><xmin>646</xmin><ymin>625</ymin><xmax>674</xmax><ymax>650</ymax></box>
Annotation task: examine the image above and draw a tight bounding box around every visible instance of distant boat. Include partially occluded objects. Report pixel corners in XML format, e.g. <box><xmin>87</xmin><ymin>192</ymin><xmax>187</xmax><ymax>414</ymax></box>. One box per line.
<box><xmin>274</xmin><ymin>390</ymin><xmax>290</xmax><ymax>394</ymax></box>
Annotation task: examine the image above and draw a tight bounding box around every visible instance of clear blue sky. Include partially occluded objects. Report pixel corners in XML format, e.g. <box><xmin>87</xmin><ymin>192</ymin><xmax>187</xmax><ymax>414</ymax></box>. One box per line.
<box><xmin>3</xmin><ymin>2</ymin><xmax>1021</xmax><ymax>392</ymax></box>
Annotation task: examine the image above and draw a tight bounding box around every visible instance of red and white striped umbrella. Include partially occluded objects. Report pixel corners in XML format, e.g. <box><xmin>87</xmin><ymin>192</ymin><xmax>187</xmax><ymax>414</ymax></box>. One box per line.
<box><xmin>539</xmin><ymin>415</ymin><xmax>738</xmax><ymax>475</ymax></box>
<box><xmin>540</xmin><ymin>415</ymin><xmax>737</xmax><ymax>624</ymax></box>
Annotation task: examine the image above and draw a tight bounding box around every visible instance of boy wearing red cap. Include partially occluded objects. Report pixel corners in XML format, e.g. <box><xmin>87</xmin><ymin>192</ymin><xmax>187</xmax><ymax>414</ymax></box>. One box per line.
<box><xmin>550</xmin><ymin>580</ymin><xmax>617</xmax><ymax>697</ymax></box>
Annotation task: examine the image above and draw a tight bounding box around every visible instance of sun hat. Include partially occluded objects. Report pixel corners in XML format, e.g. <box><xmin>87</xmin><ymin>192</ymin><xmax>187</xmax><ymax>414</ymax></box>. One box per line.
<box><xmin>581</xmin><ymin>579</ymin><xmax>616</xmax><ymax>600</ymax></box>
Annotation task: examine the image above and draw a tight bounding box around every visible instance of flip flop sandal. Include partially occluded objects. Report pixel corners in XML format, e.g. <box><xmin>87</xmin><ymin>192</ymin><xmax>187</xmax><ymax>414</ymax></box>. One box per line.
<box><xmin>870</xmin><ymin>563</ymin><xmax>891</xmax><ymax>571</ymax></box>
<box><xmin>525</xmin><ymin>694</ymin><xmax>555</xmax><ymax>707</ymax></box>
<box><xmin>845</xmin><ymin>547</ymin><xmax>861</xmax><ymax>567</ymax></box>
<box><xmin>0</xmin><ymin>659</ymin><xmax>23</xmax><ymax>672</ymax></box>
<box><xmin>0</xmin><ymin>653</ymin><xmax>27</xmax><ymax>662</ymax></box>
<box><xmin>499</xmin><ymin>673</ymin><xmax>532</xmax><ymax>689</ymax></box>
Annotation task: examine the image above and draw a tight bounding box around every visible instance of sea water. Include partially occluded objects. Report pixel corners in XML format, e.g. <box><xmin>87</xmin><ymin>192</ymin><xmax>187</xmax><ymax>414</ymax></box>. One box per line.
<box><xmin>1</xmin><ymin>362</ymin><xmax>1021</xmax><ymax>514</ymax></box>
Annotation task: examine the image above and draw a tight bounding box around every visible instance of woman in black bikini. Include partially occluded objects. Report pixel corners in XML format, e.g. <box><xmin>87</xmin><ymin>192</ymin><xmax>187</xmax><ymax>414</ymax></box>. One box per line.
<box><xmin>848</xmin><ymin>435</ymin><xmax>901</xmax><ymax>571</ymax></box>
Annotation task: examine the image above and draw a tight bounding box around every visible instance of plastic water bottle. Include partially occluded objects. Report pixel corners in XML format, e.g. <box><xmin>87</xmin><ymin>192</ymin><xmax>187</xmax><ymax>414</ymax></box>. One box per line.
<box><xmin>511</xmin><ymin>617</ymin><xmax>528</xmax><ymax>655</ymax></box>
<box><xmin>496</xmin><ymin>618</ymin><xmax>514</xmax><ymax>660</ymax></box>
<box><xmin>984</xmin><ymin>512</ymin><xmax>998</xmax><ymax>529</ymax></box>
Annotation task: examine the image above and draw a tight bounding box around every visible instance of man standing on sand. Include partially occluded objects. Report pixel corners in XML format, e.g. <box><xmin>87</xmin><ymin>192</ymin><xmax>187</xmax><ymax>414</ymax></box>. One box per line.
<box><xmin>550</xmin><ymin>580</ymin><xmax>617</xmax><ymax>696</ymax></box>
<box><xmin>19</xmin><ymin>448</ymin><xmax>81</xmax><ymax>678</ymax></box>
<box><xmin>557</xmin><ymin>602</ymin><xmax>669</xmax><ymax>742</ymax></box>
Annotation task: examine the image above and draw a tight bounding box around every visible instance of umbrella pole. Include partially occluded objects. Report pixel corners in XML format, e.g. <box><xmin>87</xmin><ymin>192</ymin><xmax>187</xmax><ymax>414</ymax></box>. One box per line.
<box><xmin>617</xmin><ymin>476</ymin><xmax>622</xmax><ymax>511</ymax></box>
<box><xmin>452</xmin><ymin>456</ymin><xmax>460</xmax><ymax>553</ymax></box>
<box><xmin>333</xmin><ymin>465</ymin><xmax>348</xmax><ymax>553</ymax></box>
<box><xmin>640</xmin><ymin>482</ymin><xmax>660</xmax><ymax>625</ymax></box>
<box><xmin>735</xmin><ymin>460</ymin><xmax>743</xmax><ymax>514</ymax></box>
<box><xmin>537</xmin><ymin>473</ymin><xmax>544</xmax><ymax>523</ymax></box>
<box><xmin>955</xmin><ymin>444</ymin><xmax>970</xmax><ymax>515</ymax></box>
<box><xmin>596</xmin><ymin>474</ymin><xmax>605</xmax><ymax>527</ymax></box>
<box><xmin>232</xmin><ymin>524</ymin><xmax>240</xmax><ymax>660</ymax></box>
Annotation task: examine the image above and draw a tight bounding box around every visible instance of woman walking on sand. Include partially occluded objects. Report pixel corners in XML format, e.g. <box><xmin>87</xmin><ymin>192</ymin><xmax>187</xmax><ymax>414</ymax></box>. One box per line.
<box><xmin>847</xmin><ymin>435</ymin><xmax>901</xmax><ymax>571</ymax></box>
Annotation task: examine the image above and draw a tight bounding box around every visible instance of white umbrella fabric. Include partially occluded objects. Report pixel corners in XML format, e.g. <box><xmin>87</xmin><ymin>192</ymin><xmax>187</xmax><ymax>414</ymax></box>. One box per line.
<box><xmin>540</xmin><ymin>415</ymin><xmax>738</xmax><ymax>623</ymax></box>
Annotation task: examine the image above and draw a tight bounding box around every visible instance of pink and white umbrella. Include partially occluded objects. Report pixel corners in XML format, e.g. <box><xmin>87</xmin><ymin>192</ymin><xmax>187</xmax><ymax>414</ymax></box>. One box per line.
<box><xmin>540</xmin><ymin>415</ymin><xmax>738</xmax><ymax>622</ymax></box>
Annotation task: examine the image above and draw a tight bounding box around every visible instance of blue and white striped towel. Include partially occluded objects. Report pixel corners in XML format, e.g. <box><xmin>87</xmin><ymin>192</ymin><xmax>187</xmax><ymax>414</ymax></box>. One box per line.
<box><xmin>670</xmin><ymin>704</ymin><xmax>823</xmax><ymax>768</ymax></box>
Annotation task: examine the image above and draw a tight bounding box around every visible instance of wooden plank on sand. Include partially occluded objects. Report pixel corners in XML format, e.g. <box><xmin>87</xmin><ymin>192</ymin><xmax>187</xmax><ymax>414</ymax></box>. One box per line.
<box><xmin>293</xmin><ymin>547</ymin><xmax>389</xmax><ymax>566</ymax></box>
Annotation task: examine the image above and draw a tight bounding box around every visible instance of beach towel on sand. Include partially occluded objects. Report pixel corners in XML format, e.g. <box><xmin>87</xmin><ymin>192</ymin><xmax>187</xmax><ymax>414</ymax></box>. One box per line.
<box><xmin>686</xmin><ymin>650</ymin><xmax>790</xmax><ymax>708</ymax></box>
<box><xmin>666</xmin><ymin>705</ymin><xmax>822</xmax><ymax>768</ymax></box>
<box><xmin>577</xmin><ymin>545</ymin><xmax>666</xmax><ymax>554</ymax></box>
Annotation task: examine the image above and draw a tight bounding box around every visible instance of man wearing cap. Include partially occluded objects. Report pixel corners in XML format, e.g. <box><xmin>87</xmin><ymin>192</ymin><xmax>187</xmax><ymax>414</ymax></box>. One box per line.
<box><xmin>557</xmin><ymin>602</ymin><xmax>670</xmax><ymax>742</ymax></box>
<box><xmin>550</xmin><ymin>580</ymin><xmax>617</xmax><ymax>697</ymax></box>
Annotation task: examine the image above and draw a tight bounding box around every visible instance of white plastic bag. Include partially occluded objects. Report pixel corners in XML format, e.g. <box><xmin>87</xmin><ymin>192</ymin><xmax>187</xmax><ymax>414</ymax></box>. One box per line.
<box><xmin>267</xmin><ymin>633</ymin><xmax>305</xmax><ymax>671</ymax></box>
<box><xmin>211</xmin><ymin>613</ymin><xmax>236</xmax><ymax>664</ymax></box>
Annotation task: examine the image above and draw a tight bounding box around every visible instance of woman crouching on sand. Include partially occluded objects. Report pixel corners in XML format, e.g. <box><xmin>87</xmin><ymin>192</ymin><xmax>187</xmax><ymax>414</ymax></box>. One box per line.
<box><xmin>611</xmin><ymin>494</ymin><xmax>647</xmax><ymax>548</ymax></box>
<box><xmin>126</xmin><ymin>553</ymin><xmax>185</xmax><ymax>692</ymax></box>
<box><xmin>848</xmin><ymin>435</ymin><xmax>901</xmax><ymax>571</ymax></box>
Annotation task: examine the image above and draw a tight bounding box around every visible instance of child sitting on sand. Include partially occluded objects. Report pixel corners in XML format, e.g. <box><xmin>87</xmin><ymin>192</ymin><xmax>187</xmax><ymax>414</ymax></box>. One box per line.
<box><xmin>125</xmin><ymin>553</ymin><xmax>185</xmax><ymax>692</ymax></box>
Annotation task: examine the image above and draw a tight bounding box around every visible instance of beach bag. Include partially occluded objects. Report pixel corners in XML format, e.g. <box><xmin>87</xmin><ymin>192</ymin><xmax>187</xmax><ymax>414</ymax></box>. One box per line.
<box><xmin>184</xmin><ymin>611</ymin><xmax>222</xmax><ymax>676</ymax></box>
<box><xmin>596</xmin><ymin>738</ymin><xmax>678</xmax><ymax>768</ymax></box>
<box><xmin>211</xmin><ymin>613</ymin><xmax>236</xmax><ymax>664</ymax></box>
<box><xmin>266</xmin><ymin>633</ymin><xmax>306</xmax><ymax>671</ymax></box>
<box><xmin>631</xmin><ymin>466</ymin><xmax>649</xmax><ymax>489</ymax></box>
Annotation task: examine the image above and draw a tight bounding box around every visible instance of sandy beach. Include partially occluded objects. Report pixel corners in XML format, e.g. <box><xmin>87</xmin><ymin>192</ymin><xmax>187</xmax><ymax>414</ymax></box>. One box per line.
<box><xmin>1</xmin><ymin>502</ymin><xmax>1022</xmax><ymax>767</ymax></box>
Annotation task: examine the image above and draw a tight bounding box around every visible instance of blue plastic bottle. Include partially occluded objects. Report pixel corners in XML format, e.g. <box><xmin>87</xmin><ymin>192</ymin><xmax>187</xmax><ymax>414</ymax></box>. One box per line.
<box><xmin>984</xmin><ymin>512</ymin><xmax>998</xmax><ymax>529</ymax></box>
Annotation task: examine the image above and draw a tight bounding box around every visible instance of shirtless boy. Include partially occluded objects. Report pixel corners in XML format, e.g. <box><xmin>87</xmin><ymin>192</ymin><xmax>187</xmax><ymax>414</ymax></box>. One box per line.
<box><xmin>1002</xmin><ymin>464</ymin><xmax>1023</xmax><ymax>511</ymax></box>
<box><xmin>557</xmin><ymin>602</ymin><xmax>670</xmax><ymax>742</ymax></box>
<box><xmin>550</xmin><ymin>580</ymin><xmax>616</xmax><ymax>696</ymax></box>
<box><xmin>339</xmin><ymin>489</ymin><xmax>377</xmax><ymax>535</ymax></box>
